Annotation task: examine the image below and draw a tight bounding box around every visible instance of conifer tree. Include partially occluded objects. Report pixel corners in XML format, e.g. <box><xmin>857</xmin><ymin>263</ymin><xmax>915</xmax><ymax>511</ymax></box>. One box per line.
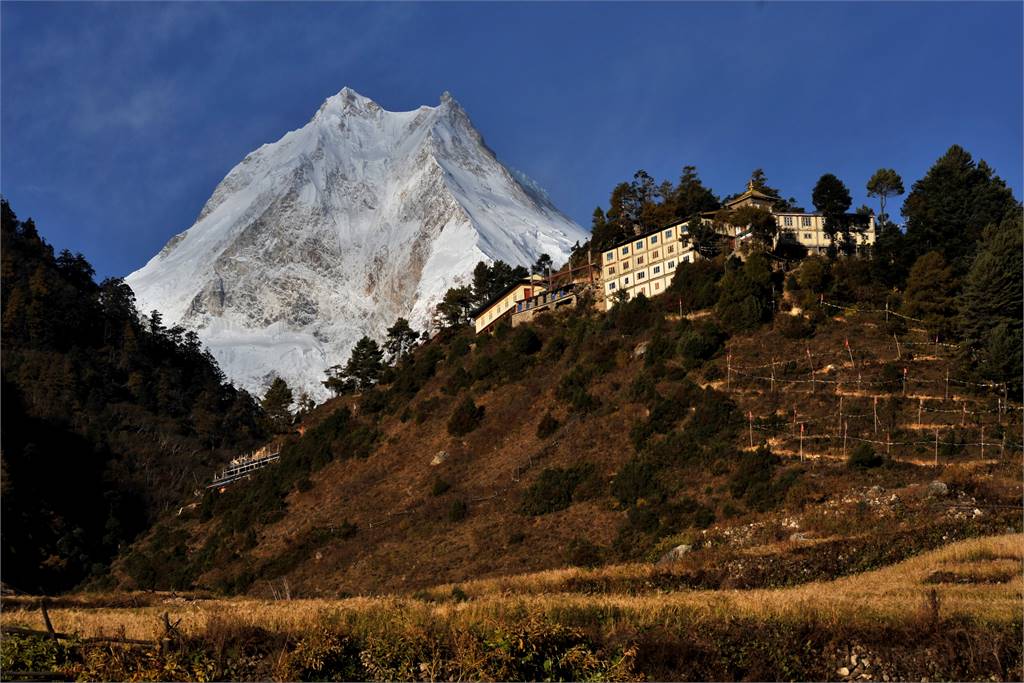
<box><xmin>865</xmin><ymin>168</ymin><xmax>904</xmax><ymax>225</ymax></box>
<box><xmin>531</xmin><ymin>253</ymin><xmax>553</xmax><ymax>276</ymax></box>
<box><xmin>344</xmin><ymin>336</ymin><xmax>385</xmax><ymax>389</ymax></box>
<box><xmin>902</xmin><ymin>251</ymin><xmax>958</xmax><ymax>336</ymax></box>
<box><xmin>902</xmin><ymin>145</ymin><xmax>1018</xmax><ymax>272</ymax></box>
<box><xmin>812</xmin><ymin>173</ymin><xmax>853</xmax><ymax>256</ymax></box>
<box><xmin>261</xmin><ymin>377</ymin><xmax>294</xmax><ymax>431</ymax></box>
<box><xmin>384</xmin><ymin>317</ymin><xmax>419</xmax><ymax>364</ymax></box>
<box><xmin>957</xmin><ymin>213</ymin><xmax>1023</xmax><ymax>393</ymax></box>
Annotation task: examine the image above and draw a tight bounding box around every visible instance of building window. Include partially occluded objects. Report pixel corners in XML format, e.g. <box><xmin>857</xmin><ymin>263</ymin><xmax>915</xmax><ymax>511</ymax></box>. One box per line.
<box><xmin>803</xmin><ymin>233</ymin><xmax>812</xmax><ymax>239</ymax></box>
<box><xmin>623</xmin><ymin>277</ymin><xmax>630</xmax><ymax>285</ymax></box>
<box><xmin>605</xmin><ymin>252</ymin><xmax>613</xmax><ymax>261</ymax></box>
<box><xmin>637</xmin><ymin>271</ymin><xmax>646</xmax><ymax>279</ymax></box>
<box><xmin>665</xmin><ymin>229</ymin><xmax>673</xmax><ymax>238</ymax></box>
<box><xmin>622</xmin><ymin>260</ymin><xmax>630</xmax><ymax>270</ymax></box>
<box><xmin>652</xmin><ymin>250</ymin><xmax>659</xmax><ymax>259</ymax></box>
<box><xmin>622</xmin><ymin>246</ymin><xmax>629</xmax><ymax>255</ymax></box>
<box><xmin>802</xmin><ymin>216</ymin><xmax>812</xmax><ymax>227</ymax></box>
<box><xmin>784</xmin><ymin>216</ymin><xmax>793</xmax><ymax>227</ymax></box>
<box><xmin>667</xmin><ymin>260</ymin><xmax>676</xmax><ymax>268</ymax></box>
<box><xmin>650</xmin><ymin>235</ymin><xmax>658</xmax><ymax>244</ymax></box>
<box><xmin>635</xmin><ymin>241</ymin><xmax>643</xmax><ymax>249</ymax></box>
<box><xmin>653</xmin><ymin>265</ymin><xmax>661</xmax><ymax>274</ymax></box>
<box><xmin>667</xmin><ymin>245</ymin><xmax>675</xmax><ymax>254</ymax></box>
<box><xmin>683</xmin><ymin>255</ymin><xmax>690</xmax><ymax>263</ymax></box>
<box><xmin>637</xmin><ymin>255</ymin><xmax>644</xmax><ymax>264</ymax></box>
<box><xmin>606</xmin><ymin>266</ymin><xmax>615</xmax><ymax>276</ymax></box>
<box><xmin>655</xmin><ymin>282</ymin><xmax>661</xmax><ymax>290</ymax></box>
<box><xmin>608</xmin><ymin>282</ymin><xmax>616</xmax><ymax>291</ymax></box>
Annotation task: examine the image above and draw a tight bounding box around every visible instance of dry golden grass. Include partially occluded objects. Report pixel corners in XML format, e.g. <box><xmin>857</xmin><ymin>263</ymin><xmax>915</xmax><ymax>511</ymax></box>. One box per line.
<box><xmin>4</xmin><ymin>534</ymin><xmax>1020</xmax><ymax>642</ymax></box>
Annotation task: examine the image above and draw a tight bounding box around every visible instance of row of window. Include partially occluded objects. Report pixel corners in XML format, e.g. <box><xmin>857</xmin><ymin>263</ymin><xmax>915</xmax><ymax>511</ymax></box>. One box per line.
<box><xmin>604</xmin><ymin>244</ymin><xmax>682</xmax><ymax>276</ymax></box>
<box><xmin>606</xmin><ymin>255</ymin><xmax>691</xmax><ymax>291</ymax></box>
<box><xmin>604</xmin><ymin>226</ymin><xmax>680</xmax><ymax>262</ymax></box>
<box><xmin>781</xmin><ymin>216</ymin><xmax>814</xmax><ymax>227</ymax></box>
<box><xmin>607</xmin><ymin>280</ymin><xmax>665</xmax><ymax>298</ymax></box>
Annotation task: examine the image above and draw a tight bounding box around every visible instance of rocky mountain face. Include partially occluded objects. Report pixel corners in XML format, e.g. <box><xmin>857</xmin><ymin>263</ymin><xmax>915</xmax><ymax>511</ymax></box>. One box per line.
<box><xmin>127</xmin><ymin>88</ymin><xmax>586</xmax><ymax>399</ymax></box>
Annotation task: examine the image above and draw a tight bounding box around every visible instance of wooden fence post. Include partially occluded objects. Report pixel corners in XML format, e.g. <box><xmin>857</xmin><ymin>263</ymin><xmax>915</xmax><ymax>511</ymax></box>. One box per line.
<box><xmin>918</xmin><ymin>398</ymin><xmax>923</xmax><ymax>427</ymax></box>
<box><xmin>873</xmin><ymin>396</ymin><xmax>879</xmax><ymax>435</ymax></box>
<box><xmin>799</xmin><ymin>423</ymin><xmax>804</xmax><ymax>463</ymax></box>
<box><xmin>807</xmin><ymin>347</ymin><xmax>815</xmax><ymax>393</ymax></box>
<box><xmin>894</xmin><ymin>334</ymin><xmax>901</xmax><ymax>360</ymax></box>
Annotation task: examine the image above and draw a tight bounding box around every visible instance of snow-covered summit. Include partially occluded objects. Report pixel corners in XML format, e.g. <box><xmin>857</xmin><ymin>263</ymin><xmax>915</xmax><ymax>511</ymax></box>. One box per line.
<box><xmin>126</xmin><ymin>87</ymin><xmax>587</xmax><ymax>400</ymax></box>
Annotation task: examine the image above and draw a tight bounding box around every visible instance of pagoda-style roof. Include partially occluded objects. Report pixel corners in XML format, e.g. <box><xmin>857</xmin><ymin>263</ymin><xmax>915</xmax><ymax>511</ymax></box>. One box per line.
<box><xmin>723</xmin><ymin>180</ymin><xmax>780</xmax><ymax>209</ymax></box>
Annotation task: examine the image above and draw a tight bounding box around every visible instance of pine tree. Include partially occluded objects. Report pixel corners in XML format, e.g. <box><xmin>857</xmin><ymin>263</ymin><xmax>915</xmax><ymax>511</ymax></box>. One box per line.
<box><xmin>344</xmin><ymin>336</ymin><xmax>384</xmax><ymax>390</ymax></box>
<box><xmin>957</xmin><ymin>213</ymin><xmax>1024</xmax><ymax>393</ymax></box>
<box><xmin>812</xmin><ymin>173</ymin><xmax>853</xmax><ymax>256</ymax></box>
<box><xmin>865</xmin><ymin>168</ymin><xmax>904</xmax><ymax>225</ymax></box>
<box><xmin>384</xmin><ymin>317</ymin><xmax>419</xmax><ymax>364</ymax></box>
<box><xmin>673</xmin><ymin>165</ymin><xmax>720</xmax><ymax>221</ymax></box>
<box><xmin>531</xmin><ymin>253</ymin><xmax>553</xmax><ymax>276</ymax></box>
<box><xmin>902</xmin><ymin>251</ymin><xmax>958</xmax><ymax>336</ymax></box>
<box><xmin>434</xmin><ymin>285</ymin><xmax>475</xmax><ymax>329</ymax></box>
<box><xmin>261</xmin><ymin>377</ymin><xmax>293</xmax><ymax>431</ymax></box>
<box><xmin>902</xmin><ymin>145</ymin><xmax>1018</xmax><ymax>272</ymax></box>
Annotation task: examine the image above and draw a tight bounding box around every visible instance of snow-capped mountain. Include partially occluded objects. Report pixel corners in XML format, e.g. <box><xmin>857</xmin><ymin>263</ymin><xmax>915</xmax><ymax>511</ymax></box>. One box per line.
<box><xmin>126</xmin><ymin>88</ymin><xmax>587</xmax><ymax>400</ymax></box>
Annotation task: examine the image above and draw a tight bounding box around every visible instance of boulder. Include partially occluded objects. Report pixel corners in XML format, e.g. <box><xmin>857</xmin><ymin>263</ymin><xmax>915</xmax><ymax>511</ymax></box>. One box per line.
<box><xmin>431</xmin><ymin>450</ymin><xmax>449</xmax><ymax>466</ymax></box>
<box><xmin>633</xmin><ymin>341</ymin><xmax>649</xmax><ymax>358</ymax></box>
<box><xmin>926</xmin><ymin>481</ymin><xmax>948</xmax><ymax>497</ymax></box>
<box><xmin>657</xmin><ymin>543</ymin><xmax>691</xmax><ymax>564</ymax></box>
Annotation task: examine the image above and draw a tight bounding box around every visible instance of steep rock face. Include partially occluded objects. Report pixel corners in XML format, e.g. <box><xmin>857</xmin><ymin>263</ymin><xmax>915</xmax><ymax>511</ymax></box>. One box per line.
<box><xmin>127</xmin><ymin>88</ymin><xmax>586</xmax><ymax>399</ymax></box>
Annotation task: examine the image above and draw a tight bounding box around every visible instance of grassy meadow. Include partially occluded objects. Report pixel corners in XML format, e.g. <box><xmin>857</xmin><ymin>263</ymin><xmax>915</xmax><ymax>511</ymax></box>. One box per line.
<box><xmin>2</xmin><ymin>534</ymin><xmax>1021</xmax><ymax>680</ymax></box>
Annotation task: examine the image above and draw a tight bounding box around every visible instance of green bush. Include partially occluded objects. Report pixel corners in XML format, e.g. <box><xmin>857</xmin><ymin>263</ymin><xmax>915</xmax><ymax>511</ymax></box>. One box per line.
<box><xmin>520</xmin><ymin>464</ymin><xmax>596</xmax><ymax>516</ymax></box>
<box><xmin>536</xmin><ymin>412</ymin><xmax>560</xmax><ymax>439</ymax></box>
<box><xmin>668</xmin><ymin>258</ymin><xmax>723</xmax><ymax>311</ymax></box>
<box><xmin>611</xmin><ymin>457</ymin><xmax>662</xmax><ymax>506</ymax></box>
<box><xmin>608</xmin><ymin>292</ymin><xmax>660</xmax><ymax>332</ymax></box>
<box><xmin>687</xmin><ymin>388</ymin><xmax>739</xmax><ymax>443</ymax></box>
<box><xmin>848</xmin><ymin>443</ymin><xmax>884</xmax><ymax>469</ymax></box>
<box><xmin>509</xmin><ymin>326</ymin><xmax>542</xmax><ymax>355</ymax></box>
<box><xmin>677</xmin><ymin>322</ymin><xmax>726</xmax><ymax>367</ymax></box>
<box><xmin>566</xmin><ymin>537</ymin><xmax>602</xmax><ymax>567</ymax></box>
<box><xmin>447</xmin><ymin>396</ymin><xmax>484</xmax><ymax>436</ymax></box>
<box><xmin>729</xmin><ymin>446</ymin><xmax>779</xmax><ymax>501</ymax></box>
<box><xmin>431</xmin><ymin>477</ymin><xmax>452</xmax><ymax>496</ymax></box>
<box><xmin>628</xmin><ymin>373</ymin><xmax>659</xmax><ymax>405</ymax></box>
<box><xmin>448</xmin><ymin>499</ymin><xmax>468</xmax><ymax>522</ymax></box>
<box><xmin>775</xmin><ymin>314</ymin><xmax>815</xmax><ymax>339</ymax></box>
<box><xmin>443</xmin><ymin>366</ymin><xmax>472</xmax><ymax>395</ymax></box>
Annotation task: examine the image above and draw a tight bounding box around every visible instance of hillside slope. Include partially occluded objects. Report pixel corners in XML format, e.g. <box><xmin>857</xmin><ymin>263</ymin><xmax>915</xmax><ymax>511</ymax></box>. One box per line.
<box><xmin>118</xmin><ymin>261</ymin><xmax>1023</xmax><ymax>597</ymax></box>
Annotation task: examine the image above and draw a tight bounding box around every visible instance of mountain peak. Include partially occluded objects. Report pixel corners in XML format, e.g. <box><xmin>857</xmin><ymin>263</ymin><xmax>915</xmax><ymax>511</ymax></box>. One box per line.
<box><xmin>127</xmin><ymin>88</ymin><xmax>587</xmax><ymax>399</ymax></box>
<box><xmin>315</xmin><ymin>86</ymin><xmax>380</xmax><ymax>120</ymax></box>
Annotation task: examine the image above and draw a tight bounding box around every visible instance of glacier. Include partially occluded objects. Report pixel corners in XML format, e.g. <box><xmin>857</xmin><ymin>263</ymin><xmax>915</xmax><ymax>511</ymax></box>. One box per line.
<box><xmin>126</xmin><ymin>88</ymin><xmax>588</xmax><ymax>400</ymax></box>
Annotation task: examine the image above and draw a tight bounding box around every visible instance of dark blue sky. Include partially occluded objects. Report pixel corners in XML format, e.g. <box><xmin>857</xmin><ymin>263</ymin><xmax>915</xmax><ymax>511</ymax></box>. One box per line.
<box><xmin>3</xmin><ymin>2</ymin><xmax>1021</xmax><ymax>278</ymax></box>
